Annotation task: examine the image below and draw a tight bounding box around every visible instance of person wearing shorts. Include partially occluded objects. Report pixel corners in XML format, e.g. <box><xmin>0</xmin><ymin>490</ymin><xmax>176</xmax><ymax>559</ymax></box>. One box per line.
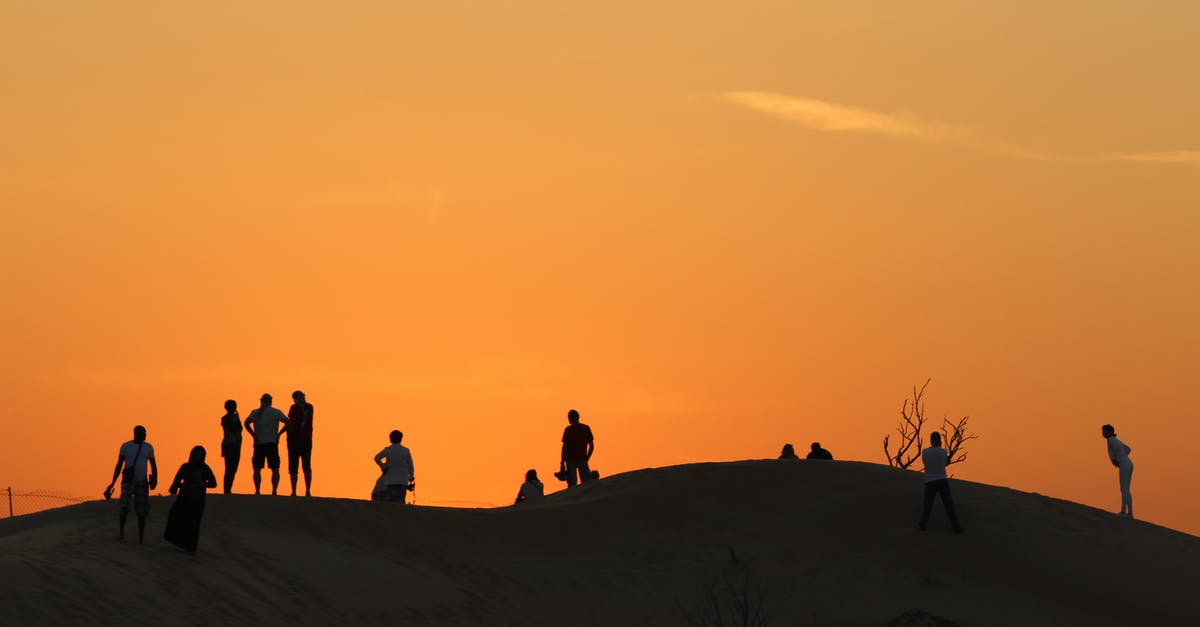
<box><xmin>244</xmin><ymin>393</ymin><xmax>289</xmax><ymax>495</ymax></box>
<box><xmin>286</xmin><ymin>390</ymin><xmax>314</xmax><ymax>497</ymax></box>
<box><xmin>106</xmin><ymin>425</ymin><xmax>158</xmax><ymax>543</ymax></box>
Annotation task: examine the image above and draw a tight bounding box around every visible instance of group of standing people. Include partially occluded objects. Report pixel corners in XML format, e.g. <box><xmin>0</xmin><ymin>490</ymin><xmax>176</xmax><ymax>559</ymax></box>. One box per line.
<box><xmin>104</xmin><ymin>395</ymin><xmax>1137</xmax><ymax>552</ymax></box>
<box><xmin>220</xmin><ymin>391</ymin><xmax>314</xmax><ymax>497</ymax></box>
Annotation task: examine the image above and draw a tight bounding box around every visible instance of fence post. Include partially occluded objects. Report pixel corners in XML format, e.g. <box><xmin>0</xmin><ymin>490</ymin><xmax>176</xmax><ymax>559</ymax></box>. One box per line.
<box><xmin>7</xmin><ymin>487</ymin><xmax>11</xmax><ymax>518</ymax></box>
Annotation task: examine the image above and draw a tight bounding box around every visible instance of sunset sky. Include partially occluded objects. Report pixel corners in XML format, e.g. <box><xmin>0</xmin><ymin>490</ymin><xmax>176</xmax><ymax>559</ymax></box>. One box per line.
<box><xmin>2</xmin><ymin>2</ymin><xmax>1198</xmax><ymax>533</ymax></box>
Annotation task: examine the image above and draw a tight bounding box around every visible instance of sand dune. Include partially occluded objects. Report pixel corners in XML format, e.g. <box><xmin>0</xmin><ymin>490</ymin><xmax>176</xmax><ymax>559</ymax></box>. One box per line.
<box><xmin>1</xmin><ymin>460</ymin><xmax>1196</xmax><ymax>626</ymax></box>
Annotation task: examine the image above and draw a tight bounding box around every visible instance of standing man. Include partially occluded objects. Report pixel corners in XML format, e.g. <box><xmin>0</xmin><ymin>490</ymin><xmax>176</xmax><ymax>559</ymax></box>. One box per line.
<box><xmin>1102</xmin><ymin>424</ymin><xmax>1135</xmax><ymax>518</ymax></box>
<box><xmin>220</xmin><ymin>399</ymin><xmax>242</xmax><ymax>494</ymax></box>
<box><xmin>918</xmin><ymin>432</ymin><xmax>964</xmax><ymax>534</ymax></box>
<box><xmin>560</xmin><ymin>409</ymin><xmax>595</xmax><ymax>487</ymax></box>
<box><xmin>286</xmin><ymin>390</ymin><xmax>314</xmax><ymax>497</ymax></box>
<box><xmin>106</xmin><ymin>425</ymin><xmax>158</xmax><ymax>543</ymax></box>
<box><xmin>374</xmin><ymin>430</ymin><xmax>415</xmax><ymax>503</ymax></box>
<box><xmin>243</xmin><ymin>393</ymin><xmax>289</xmax><ymax>495</ymax></box>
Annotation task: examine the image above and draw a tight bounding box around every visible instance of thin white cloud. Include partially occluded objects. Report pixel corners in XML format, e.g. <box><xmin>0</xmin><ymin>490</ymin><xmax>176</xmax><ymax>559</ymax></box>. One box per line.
<box><xmin>723</xmin><ymin>91</ymin><xmax>968</xmax><ymax>140</ymax></box>
<box><xmin>1110</xmin><ymin>150</ymin><xmax>1200</xmax><ymax>165</ymax></box>
<box><xmin>724</xmin><ymin>90</ymin><xmax>1200</xmax><ymax>167</ymax></box>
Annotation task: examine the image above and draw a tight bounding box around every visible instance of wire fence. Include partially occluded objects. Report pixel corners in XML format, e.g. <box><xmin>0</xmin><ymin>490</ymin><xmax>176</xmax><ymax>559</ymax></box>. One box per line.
<box><xmin>4</xmin><ymin>487</ymin><xmax>90</xmax><ymax>518</ymax></box>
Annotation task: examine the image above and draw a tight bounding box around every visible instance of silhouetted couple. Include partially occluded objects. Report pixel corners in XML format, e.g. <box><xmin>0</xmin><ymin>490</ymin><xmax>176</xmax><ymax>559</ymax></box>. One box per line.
<box><xmin>223</xmin><ymin>391</ymin><xmax>314</xmax><ymax>496</ymax></box>
<box><xmin>375</xmin><ymin>430</ymin><xmax>415</xmax><ymax>503</ymax></box>
<box><xmin>779</xmin><ymin>442</ymin><xmax>833</xmax><ymax>460</ymax></box>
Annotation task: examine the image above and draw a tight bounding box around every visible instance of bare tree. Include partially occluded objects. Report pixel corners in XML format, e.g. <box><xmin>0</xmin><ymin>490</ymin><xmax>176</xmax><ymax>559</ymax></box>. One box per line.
<box><xmin>883</xmin><ymin>379</ymin><xmax>977</xmax><ymax>470</ymax></box>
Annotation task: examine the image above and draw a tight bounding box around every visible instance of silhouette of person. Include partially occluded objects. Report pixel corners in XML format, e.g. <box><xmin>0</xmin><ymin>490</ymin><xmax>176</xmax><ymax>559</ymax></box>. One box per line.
<box><xmin>220</xmin><ymin>399</ymin><xmax>242</xmax><ymax>494</ymax></box>
<box><xmin>164</xmin><ymin>445</ymin><xmax>218</xmax><ymax>554</ymax></box>
<box><xmin>286</xmin><ymin>390</ymin><xmax>314</xmax><ymax>497</ymax></box>
<box><xmin>779</xmin><ymin>444</ymin><xmax>799</xmax><ymax>459</ymax></box>
<box><xmin>106</xmin><ymin>425</ymin><xmax>159</xmax><ymax>543</ymax></box>
<box><xmin>806</xmin><ymin>442</ymin><xmax>834</xmax><ymax>460</ymax></box>
<box><xmin>560</xmin><ymin>409</ymin><xmax>595</xmax><ymax>487</ymax></box>
<box><xmin>514</xmin><ymin>469</ymin><xmax>544</xmax><ymax>504</ymax></box>
<box><xmin>243</xmin><ymin>393</ymin><xmax>290</xmax><ymax>495</ymax></box>
<box><xmin>918</xmin><ymin>432</ymin><xmax>964</xmax><ymax>534</ymax></box>
<box><xmin>1102</xmin><ymin>424</ymin><xmax>1134</xmax><ymax>518</ymax></box>
<box><xmin>374</xmin><ymin>430</ymin><xmax>415</xmax><ymax>504</ymax></box>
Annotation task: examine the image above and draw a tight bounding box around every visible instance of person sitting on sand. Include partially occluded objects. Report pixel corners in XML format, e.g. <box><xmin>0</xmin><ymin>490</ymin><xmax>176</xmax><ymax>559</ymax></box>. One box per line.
<box><xmin>106</xmin><ymin>425</ymin><xmax>159</xmax><ymax>543</ymax></box>
<box><xmin>514</xmin><ymin>469</ymin><xmax>544</xmax><ymax>504</ymax></box>
<box><xmin>918</xmin><ymin>432</ymin><xmax>964</xmax><ymax>534</ymax></box>
<box><xmin>806</xmin><ymin>442</ymin><xmax>833</xmax><ymax>460</ymax></box>
<box><xmin>375</xmin><ymin>430</ymin><xmax>415</xmax><ymax>504</ymax></box>
<box><xmin>164</xmin><ymin>445</ymin><xmax>218</xmax><ymax>554</ymax></box>
<box><xmin>1101</xmin><ymin>424</ymin><xmax>1134</xmax><ymax>518</ymax></box>
<box><xmin>778</xmin><ymin>444</ymin><xmax>799</xmax><ymax>459</ymax></box>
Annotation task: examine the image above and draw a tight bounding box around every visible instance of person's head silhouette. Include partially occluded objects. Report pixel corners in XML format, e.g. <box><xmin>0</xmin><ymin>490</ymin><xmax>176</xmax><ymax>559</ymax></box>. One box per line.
<box><xmin>390</xmin><ymin>430</ymin><xmax>403</xmax><ymax>444</ymax></box>
<box><xmin>567</xmin><ymin>409</ymin><xmax>580</xmax><ymax>424</ymax></box>
<box><xmin>779</xmin><ymin>443</ymin><xmax>797</xmax><ymax>459</ymax></box>
<box><xmin>189</xmin><ymin>445</ymin><xmax>207</xmax><ymax>465</ymax></box>
<box><xmin>1101</xmin><ymin>424</ymin><xmax>1115</xmax><ymax>438</ymax></box>
<box><xmin>133</xmin><ymin>425</ymin><xmax>146</xmax><ymax>443</ymax></box>
<box><xmin>526</xmin><ymin>469</ymin><xmax>539</xmax><ymax>483</ymax></box>
<box><xmin>224</xmin><ymin>399</ymin><xmax>237</xmax><ymax>412</ymax></box>
<box><xmin>293</xmin><ymin>390</ymin><xmax>305</xmax><ymax>402</ymax></box>
<box><xmin>811</xmin><ymin>442</ymin><xmax>822</xmax><ymax>452</ymax></box>
<box><xmin>260</xmin><ymin>393</ymin><xmax>273</xmax><ymax>407</ymax></box>
<box><xmin>929</xmin><ymin>432</ymin><xmax>942</xmax><ymax>447</ymax></box>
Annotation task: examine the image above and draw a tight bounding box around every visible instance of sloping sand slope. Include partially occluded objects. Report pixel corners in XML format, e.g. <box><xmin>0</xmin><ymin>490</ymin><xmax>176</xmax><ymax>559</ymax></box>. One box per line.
<box><xmin>1</xmin><ymin>461</ymin><xmax>1196</xmax><ymax>626</ymax></box>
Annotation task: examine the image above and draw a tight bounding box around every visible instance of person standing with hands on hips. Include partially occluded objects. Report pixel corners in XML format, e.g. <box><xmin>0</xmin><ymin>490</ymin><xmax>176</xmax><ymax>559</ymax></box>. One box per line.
<box><xmin>244</xmin><ymin>393</ymin><xmax>290</xmax><ymax>495</ymax></box>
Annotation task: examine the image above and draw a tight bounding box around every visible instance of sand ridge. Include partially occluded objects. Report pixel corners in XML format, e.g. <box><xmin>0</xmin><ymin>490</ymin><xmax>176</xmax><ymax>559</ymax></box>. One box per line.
<box><xmin>1</xmin><ymin>460</ymin><xmax>1197</xmax><ymax>626</ymax></box>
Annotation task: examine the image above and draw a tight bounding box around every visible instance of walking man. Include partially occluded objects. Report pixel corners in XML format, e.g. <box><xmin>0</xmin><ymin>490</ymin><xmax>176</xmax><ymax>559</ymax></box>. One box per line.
<box><xmin>220</xmin><ymin>399</ymin><xmax>242</xmax><ymax>494</ymax></box>
<box><xmin>286</xmin><ymin>390</ymin><xmax>314</xmax><ymax>497</ymax></box>
<box><xmin>374</xmin><ymin>430</ymin><xmax>415</xmax><ymax>503</ymax></box>
<box><xmin>244</xmin><ymin>393</ymin><xmax>289</xmax><ymax>495</ymax></box>
<box><xmin>1102</xmin><ymin>424</ymin><xmax>1135</xmax><ymax>518</ymax></box>
<box><xmin>918</xmin><ymin>432</ymin><xmax>964</xmax><ymax>534</ymax></box>
<box><xmin>560</xmin><ymin>409</ymin><xmax>595</xmax><ymax>487</ymax></box>
<box><xmin>106</xmin><ymin>425</ymin><xmax>159</xmax><ymax>543</ymax></box>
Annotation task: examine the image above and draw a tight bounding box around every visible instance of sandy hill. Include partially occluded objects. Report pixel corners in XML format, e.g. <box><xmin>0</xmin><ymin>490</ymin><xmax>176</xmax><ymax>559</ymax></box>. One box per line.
<box><xmin>1</xmin><ymin>460</ymin><xmax>1197</xmax><ymax>626</ymax></box>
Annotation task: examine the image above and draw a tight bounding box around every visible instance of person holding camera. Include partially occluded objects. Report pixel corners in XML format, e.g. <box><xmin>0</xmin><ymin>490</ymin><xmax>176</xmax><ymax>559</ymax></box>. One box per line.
<box><xmin>374</xmin><ymin>430</ymin><xmax>415</xmax><ymax>504</ymax></box>
<box><xmin>560</xmin><ymin>409</ymin><xmax>595</xmax><ymax>488</ymax></box>
<box><xmin>106</xmin><ymin>425</ymin><xmax>159</xmax><ymax>543</ymax></box>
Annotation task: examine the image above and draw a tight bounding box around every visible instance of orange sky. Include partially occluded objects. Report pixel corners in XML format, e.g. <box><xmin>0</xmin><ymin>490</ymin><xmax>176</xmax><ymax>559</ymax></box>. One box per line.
<box><xmin>2</xmin><ymin>2</ymin><xmax>1198</xmax><ymax>533</ymax></box>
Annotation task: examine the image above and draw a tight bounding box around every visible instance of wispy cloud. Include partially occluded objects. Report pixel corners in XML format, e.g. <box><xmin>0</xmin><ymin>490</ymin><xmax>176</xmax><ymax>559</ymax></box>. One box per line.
<box><xmin>724</xmin><ymin>90</ymin><xmax>1200</xmax><ymax>167</ymax></box>
<box><xmin>723</xmin><ymin>91</ymin><xmax>968</xmax><ymax>140</ymax></box>
<box><xmin>1109</xmin><ymin>150</ymin><xmax>1200</xmax><ymax>165</ymax></box>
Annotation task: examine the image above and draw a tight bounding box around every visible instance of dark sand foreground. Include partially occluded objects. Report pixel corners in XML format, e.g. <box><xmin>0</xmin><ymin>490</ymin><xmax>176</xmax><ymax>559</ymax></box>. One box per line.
<box><xmin>1</xmin><ymin>460</ymin><xmax>1197</xmax><ymax>626</ymax></box>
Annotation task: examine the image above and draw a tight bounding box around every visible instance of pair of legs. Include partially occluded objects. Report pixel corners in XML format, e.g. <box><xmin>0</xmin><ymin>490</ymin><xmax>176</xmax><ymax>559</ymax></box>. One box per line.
<box><xmin>564</xmin><ymin>459</ymin><xmax>593</xmax><ymax>488</ymax></box>
<box><xmin>222</xmin><ymin>443</ymin><xmax>240</xmax><ymax>494</ymax></box>
<box><xmin>118</xmin><ymin>480</ymin><xmax>150</xmax><ymax>542</ymax></box>
<box><xmin>1118</xmin><ymin>463</ymin><xmax>1134</xmax><ymax>517</ymax></box>
<box><xmin>287</xmin><ymin>440</ymin><xmax>313</xmax><ymax>496</ymax></box>
<box><xmin>252</xmin><ymin>442</ymin><xmax>281</xmax><ymax>495</ymax></box>
<box><xmin>919</xmin><ymin>479</ymin><xmax>964</xmax><ymax>533</ymax></box>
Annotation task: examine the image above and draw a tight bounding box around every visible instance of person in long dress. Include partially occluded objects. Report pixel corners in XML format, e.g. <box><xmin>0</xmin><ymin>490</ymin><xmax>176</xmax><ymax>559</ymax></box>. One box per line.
<box><xmin>164</xmin><ymin>445</ymin><xmax>218</xmax><ymax>553</ymax></box>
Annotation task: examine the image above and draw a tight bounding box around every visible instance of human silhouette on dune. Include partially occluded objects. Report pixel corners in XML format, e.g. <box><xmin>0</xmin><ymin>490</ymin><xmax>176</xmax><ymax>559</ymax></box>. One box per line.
<box><xmin>244</xmin><ymin>393</ymin><xmax>289</xmax><ymax>495</ymax></box>
<box><xmin>560</xmin><ymin>409</ymin><xmax>595</xmax><ymax>487</ymax></box>
<box><xmin>1102</xmin><ymin>424</ymin><xmax>1135</xmax><ymax>518</ymax></box>
<box><xmin>286</xmin><ymin>390</ymin><xmax>314</xmax><ymax>497</ymax></box>
<box><xmin>515</xmin><ymin>469</ymin><xmax>544</xmax><ymax>504</ymax></box>
<box><xmin>918</xmin><ymin>432</ymin><xmax>964</xmax><ymax>534</ymax></box>
<box><xmin>219</xmin><ymin>399</ymin><xmax>242</xmax><ymax>494</ymax></box>
<box><xmin>375</xmin><ymin>430</ymin><xmax>415</xmax><ymax>504</ymax></box>
<box><xmin>778</xmin><ymin>443</ymin><xmax>799</xmax><ymax>459</ymax></box>
<box><xmin>106</xmin><ymin>425</ymin><xmax>158</xmax><ymax>543</ymax></box>
<box><xmin>164</xmin><ymin>445</ymin><xmax>218</xmax><ymax>554</ymax></box>
<box><xmin>806</xmin><ymin>442</ymin><xmax>833</xmax><ymax>460</ymax></box>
